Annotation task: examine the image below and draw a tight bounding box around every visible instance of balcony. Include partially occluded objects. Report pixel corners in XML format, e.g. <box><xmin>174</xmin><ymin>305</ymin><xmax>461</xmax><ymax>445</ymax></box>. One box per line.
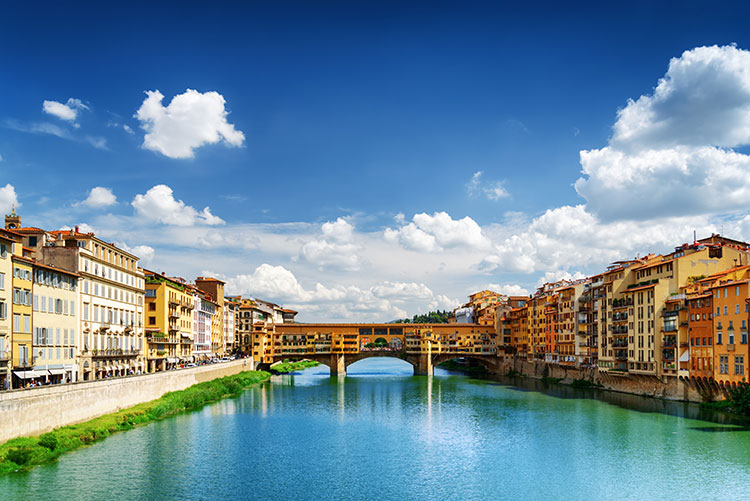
<box><xmin>612</xmin><ymin>299</ymin><xmax>633</xmax><ymax>310</ymax></box>
<box><xmin>92</xmin><ymin>349</ymin><xmax>140</xmax><ymax>358</ymax></box>
<box><xmin>663</xmin><ymin>324</ymin><xmax>678</xmax><ymax>332</ymax></box>
<box><xmin>727</xmin><ymin>343</ymin><xmax>735</xmax><ymax>352</ymax></box>
<box><xmin>662</xmin><ymin>336</ymin><xmax>677</xmax><ymax>348</ymax></box>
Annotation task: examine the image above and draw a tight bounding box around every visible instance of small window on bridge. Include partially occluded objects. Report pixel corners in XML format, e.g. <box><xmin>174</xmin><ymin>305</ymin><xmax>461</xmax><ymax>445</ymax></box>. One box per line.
<box><xmin>374</xmin><ymin>328</ymin><xmax>387</xmax><ymax>336</ymax></box>
<box><xmin>359</xmin><ymin>328</ymin><xmax>373</xmax><ymax>336</ymax></box>
<box><xmin>389</xmin><ymin>328</ymin><xmax>403</xmax><ymax>335</ymax></box>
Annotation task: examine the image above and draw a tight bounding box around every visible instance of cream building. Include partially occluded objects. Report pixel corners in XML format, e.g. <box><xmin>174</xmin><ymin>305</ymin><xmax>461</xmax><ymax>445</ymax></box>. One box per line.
<box><xmin>41</xmin><ymin>230</ymin><xmax>146</xmax><ymax>380</ymax></box>
<box><xmin>32</xmin><ymin>262</ymin><xmax>79</xmax><ymax>383</ymax></box>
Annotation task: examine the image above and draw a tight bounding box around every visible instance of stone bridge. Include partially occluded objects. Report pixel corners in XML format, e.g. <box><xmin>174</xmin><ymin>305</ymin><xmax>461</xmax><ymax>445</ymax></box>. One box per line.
<box><xmin>271</xmin><ymin>350</ymin><xmax>501</xmax><ymax>376</ymax></box>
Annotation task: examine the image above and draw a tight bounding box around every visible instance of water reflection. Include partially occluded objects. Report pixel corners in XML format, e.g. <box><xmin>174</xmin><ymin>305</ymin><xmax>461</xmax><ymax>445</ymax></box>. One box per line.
<box><xmin>2</xmin><ymin>358</ymin><xmax>750</xmax><ymax>500</ymax></box>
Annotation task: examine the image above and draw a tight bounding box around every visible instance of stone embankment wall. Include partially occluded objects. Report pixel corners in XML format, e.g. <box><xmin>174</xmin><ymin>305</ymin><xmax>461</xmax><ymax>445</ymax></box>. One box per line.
<box><xmin>499</xmin><ymin>357</ymin><xmax>727</xmax><ymax>403</ymax></box>
<box><xmin>0</xmin><ymin>359</ymin><xmax>255</xmax><ymax>443</ymax></box>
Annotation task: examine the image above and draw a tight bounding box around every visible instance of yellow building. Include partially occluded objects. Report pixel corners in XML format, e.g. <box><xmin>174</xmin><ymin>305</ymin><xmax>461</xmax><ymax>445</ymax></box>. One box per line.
<box><xmin>31</xmin><ymin>261</ymin><xmax>79</xmax><ymax>383</ymax></box>
<box><xmin>0</xmin><ymin>229</ymin><xmax>20</xmax><ymax>389</ymax></box>
<box><xmin>10</xmin><ymin>254</ymin><xmax>33</xmax><ymax>388</ymax></box>
<box><xmin>144</xmin><ymin>270</ymin><xmax>194</xmax><ymax>372</ymax></box>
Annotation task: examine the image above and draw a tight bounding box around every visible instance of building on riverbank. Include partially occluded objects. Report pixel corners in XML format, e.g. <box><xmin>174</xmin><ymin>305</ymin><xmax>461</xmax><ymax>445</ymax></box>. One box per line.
<box><xmin>0</xmin><ymin>229</ymin><xmax>19</xmax><ymax>389</ymax></box>
<box><xmin>144</xmin><ymin>270</ymin><xmax>195</xmax><ymax>372</ymax></box>
<box><xmin>31</xmin><ymin>261</ymin><xmax>79</xmax><ymax>384</ymax></box>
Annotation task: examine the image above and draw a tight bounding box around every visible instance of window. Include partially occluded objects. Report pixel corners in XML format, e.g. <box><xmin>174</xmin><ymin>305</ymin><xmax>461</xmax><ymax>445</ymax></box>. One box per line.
<box><xmin>729</xmin><ymin>331</ymin><xmax>735</xmax><ymax>345</ymax></box>
<box><xmin>149</xmin><ymin>316</ymin><xmax>156</xmax><ymax>325</ymax></box>
<box><xmin>720</xmin><ymin>355</ymin><xmax>729</xmax><ymax>374</ymax></box>
<box><xmin>0</xmin><ymin>301</ymin><xmax>5</xmax><ymax>319</ymax></box>
<box><xmin>23</xmin><ymin>314</ymin><xmax>30</xmax><ymax>333</ymax></box>
<box><xmin>737</xmin><ymin>286</ymin><xmax>741</xmax><ymax>296</ymax></box>
<box><xmin>724</xmin><ymin>305</ymin><xmax>728</xmax><ymax>315</ymax></box>
<box><xmin>725</xmin><ymin>289</ymin><xmax>728</xmax><ymax>298</ymax></box>
<box><xmin>735</xmin><ymin>355</ymin><xmax>745</xmax><ymax>375</ymax></box>
<box><xmin>0</xmin><ymin>272</ymin><xmax>4</xmax><ymax>289</ymax></box>
<box><xmin>737</xmin><ymin>304</ymin><xmax>740</xmax><ymax>315</ymax></box>
<box><xmin>717</xmin><ymin>331</ymin><xmax>723</xmax><ymax>345</ymax></box>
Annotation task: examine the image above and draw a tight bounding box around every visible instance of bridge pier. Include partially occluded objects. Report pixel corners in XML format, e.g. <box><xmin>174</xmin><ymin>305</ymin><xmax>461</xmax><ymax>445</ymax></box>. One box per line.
<box><xmin>329</xmin><ymin>354</ymin><xmax>346</xmax><ymax>377</ymax></box>
<box><xmin>413</xmin><ymin>354</ymin><xmax>433</xmax><ymax>376</ymax></box>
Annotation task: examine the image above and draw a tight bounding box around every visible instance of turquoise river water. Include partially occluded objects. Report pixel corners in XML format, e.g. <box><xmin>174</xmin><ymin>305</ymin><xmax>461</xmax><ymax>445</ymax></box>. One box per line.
<box><xmin>2</xmin><ymin>358</ymin><xmax>750</xmax><ymax>500</ymax></box>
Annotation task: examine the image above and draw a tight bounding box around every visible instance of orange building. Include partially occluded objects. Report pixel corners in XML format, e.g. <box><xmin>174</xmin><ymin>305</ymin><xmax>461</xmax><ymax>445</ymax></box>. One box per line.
<box><xmin>710</xmin><ymin>277</ymin><xmax>750</xmax><ymax>385</ymax></box>
<box><xmin>687</xmin><ymin>292</ymin><xmax>713</xmax><ymax>378</ymax></box>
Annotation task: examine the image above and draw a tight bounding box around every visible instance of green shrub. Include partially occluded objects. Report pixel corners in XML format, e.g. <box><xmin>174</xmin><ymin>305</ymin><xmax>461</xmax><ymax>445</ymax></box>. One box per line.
<box><xmin>727</xmin><ymin>382</ymin><xmax>750</xmax><ymax>416</ymax></box>
<box><xmin>37</xmin><ymin>433</ymin><xmax>58</xmax><ymax>451</ymax></box>
<box><xmin>6</xmin><ymin>447</ymin><xmax>32</xmax><ymax>466</ymax></box>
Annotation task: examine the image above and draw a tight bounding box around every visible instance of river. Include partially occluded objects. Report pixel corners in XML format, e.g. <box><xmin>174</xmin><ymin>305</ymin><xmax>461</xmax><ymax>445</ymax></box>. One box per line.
<box><xmin>2</xmin><ymin>358</ymin><xmax>750</xmax><ymax>500</ymax></box>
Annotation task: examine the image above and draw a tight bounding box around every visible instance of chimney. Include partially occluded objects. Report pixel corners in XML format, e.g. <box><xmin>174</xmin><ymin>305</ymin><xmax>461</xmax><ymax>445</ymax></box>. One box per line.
<box><xmin>75</xmin><ymin>225</ymin><xmax>79</xmax><ymax>233</ymax></box>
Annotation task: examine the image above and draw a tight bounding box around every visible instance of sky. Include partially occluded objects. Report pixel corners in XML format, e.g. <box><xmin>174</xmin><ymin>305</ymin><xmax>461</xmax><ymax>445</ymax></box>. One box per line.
<box><xmin>3</xmin><ymin>1</ymin><xmax>750</xmax><ymax>321</ymax></box>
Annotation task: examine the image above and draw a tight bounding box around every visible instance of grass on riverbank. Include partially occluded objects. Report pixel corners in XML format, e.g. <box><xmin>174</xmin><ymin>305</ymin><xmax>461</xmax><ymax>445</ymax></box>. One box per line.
<box><xmin>0</xmin><ymin>370</ymin><xmax>271</xmax><ymax>475</ymax></box>
<box><xmin>271</xmin><ymin>360</ymin><xmax>320</xmax><ymax>373</ymax></box>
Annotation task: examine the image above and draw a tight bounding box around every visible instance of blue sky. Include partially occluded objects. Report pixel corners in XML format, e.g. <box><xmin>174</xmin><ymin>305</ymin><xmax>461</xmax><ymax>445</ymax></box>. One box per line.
<box><xmin>3</xmin><ymin>2</ymin><xmax>750</xmax><ymax>320</ymax></box>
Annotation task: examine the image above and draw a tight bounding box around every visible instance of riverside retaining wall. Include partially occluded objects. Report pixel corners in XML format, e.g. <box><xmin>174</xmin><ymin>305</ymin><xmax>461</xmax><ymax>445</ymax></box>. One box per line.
<box><xmin>499</xmin><ymin>356</ymin><xmax>727</xmax><ymax>403</ymax></box>
<box><xmin>0</xmin><ymin>359</ymin><xmax>256</xmax><ymax>443</ymax></box>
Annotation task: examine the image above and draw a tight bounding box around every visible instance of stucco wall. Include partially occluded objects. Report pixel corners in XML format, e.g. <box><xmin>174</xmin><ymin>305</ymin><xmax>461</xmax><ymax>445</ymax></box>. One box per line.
<box><xmin>0</xmin><ymin>358</ymin><xmax>255</xmax><ymax>443</ymax></box>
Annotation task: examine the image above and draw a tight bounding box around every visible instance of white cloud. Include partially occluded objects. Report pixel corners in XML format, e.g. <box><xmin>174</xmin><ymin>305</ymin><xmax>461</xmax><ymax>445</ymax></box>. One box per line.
<box><xmin>0</xmin><ymin>184</ymin><xmax>19</xmax><ymax>215</ymax></box>
<box><xmin>385</xmin><ymin>211</ymin><xmax>490</xmax><ymax>252</ymax></box>
<box><xmin>123</xmin><ymin>124</ymin><xmax>134</xmax><ymax>134</ymax></box>
<box><xmin>576</xmin><ymin>45</ymin><xmax>750</xmax><ymax>221</ymax></box>
<box><xmin>135</xmin><ymin>89</ymin><xmax>245</xmax><ymax>159</ymax></box>
<box><xmin>117</xmin><ymin>242</ymin><xmax>155</xmax><ymax>264</ymax></box>
<box><xmin>466</xmin><ymin>171</ymin><xmax>510</xmax><ymax>200</ymax></box>
<box><xmin>5</xmin><ymin>119</ymin><xmax>107</xmax><ymax>149</ymax></box>
<box><xmin>481</xmin><ymin>204</ymin><xmax>714</xmax><ymax>274</ymax></box>
<box><xmin>535</xmin><ymin>271</ymin><xmax>586</xmax><ymax>288</ymax></box>
<box><xmin>223</xmin><ymin>264</ymin><xmax>460</xmax><ymax>321</ymax></box>
<box><xmin>483</xmin><ymin>283</ymin><xmax>530</xmax><ymax>296</ymax></box>
<box><xmin>42</xmin><ymin>98</ymin><xmax>88</xmax><ymax>123</ymax></box>
<box><xmin>78</xmin><ymin>186</ymin><xmax>117</xmax><ymax>208</ymax></box>
<box><xmin>300</xmin><ymin>218</ymin><xmax>361</xmax><ymax>270</ymax></box>
<box><xmin>131</xmin><ymin>184</ymin><xmax>225</xmax><ymax>226</ymax></box>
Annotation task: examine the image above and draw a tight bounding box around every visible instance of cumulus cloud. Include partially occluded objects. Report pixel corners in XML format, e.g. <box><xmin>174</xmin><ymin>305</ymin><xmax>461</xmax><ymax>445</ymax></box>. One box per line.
<box><xmin>135</xmin><ymin>89</ymin><xmax>245</xmax><ymax>159</ymax></box>
<box><xmin>466</xmin><ymin>171</ymin><xmax>510</xmax><ymax>200</ymax></box>
<box><xmin>78</xmin><ymin>186</ymin><xmax>117</xmax><ymax>208</ymax></box>
<box><xmin>482</xmin><ymin>283</ymin><xmax>531</xmax><ymax>296</ymax></box>
<box><xmin>576</xmin><ymin>44</ymin><xmax>750</xmax><ymax>220</ymax></box>
<box><xmin>132</xmin><ymin>184</ymin><xmax>225</xmax><ymax>226</ymax></box>
<box><xmin>223</xmin><ymin>265</ymin><xmax>459</xmax><ymax>321</ymax></box>
<box><xmin>115</xmin><ymin>242</ymin><xmax>155</xmax><ymax>263</ymax></box>
<box><xmin>0</xmin><ymin>184</ymin><xmax>19</xmax><ymax>215</ymax></box>
<box><xmin>42</xmin><ymin>98</ymin><xmax>88</xmax><ymax>123</ymax></box>
<box><xmin>385</xmin><ymin>211</ymin><xmax>490</xmax><ymax>252</ymax></box>
<box><xmin>300</xmin><ymin>218</ymin><xmax>361</xmax><ymax>270</ymax></box>
<box><xmin>480</xmin><ymin>204</ymin><xmax>713</xmax><ymax>274</ymax></box>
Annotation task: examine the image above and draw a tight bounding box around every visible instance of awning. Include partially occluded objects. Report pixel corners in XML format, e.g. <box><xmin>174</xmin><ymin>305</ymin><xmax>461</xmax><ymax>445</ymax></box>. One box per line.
<box><xmin>13</xmin><ymin>370</ymin><xmax>42</xmax><ymax>379</ymax></box>
<box><xmin>48</xmin><ymin>368</ymin><xmax>66</xmax><ymax>376</ymax></box>
<box><xmin>104</xmin><ymin>366</ymin><xmax>112</xmax><ymax>372</ymax></box>
<box><xmin>679</xmin><ymin>350</ymin><xmax>690</xmax><ymax>362</ymax></box>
